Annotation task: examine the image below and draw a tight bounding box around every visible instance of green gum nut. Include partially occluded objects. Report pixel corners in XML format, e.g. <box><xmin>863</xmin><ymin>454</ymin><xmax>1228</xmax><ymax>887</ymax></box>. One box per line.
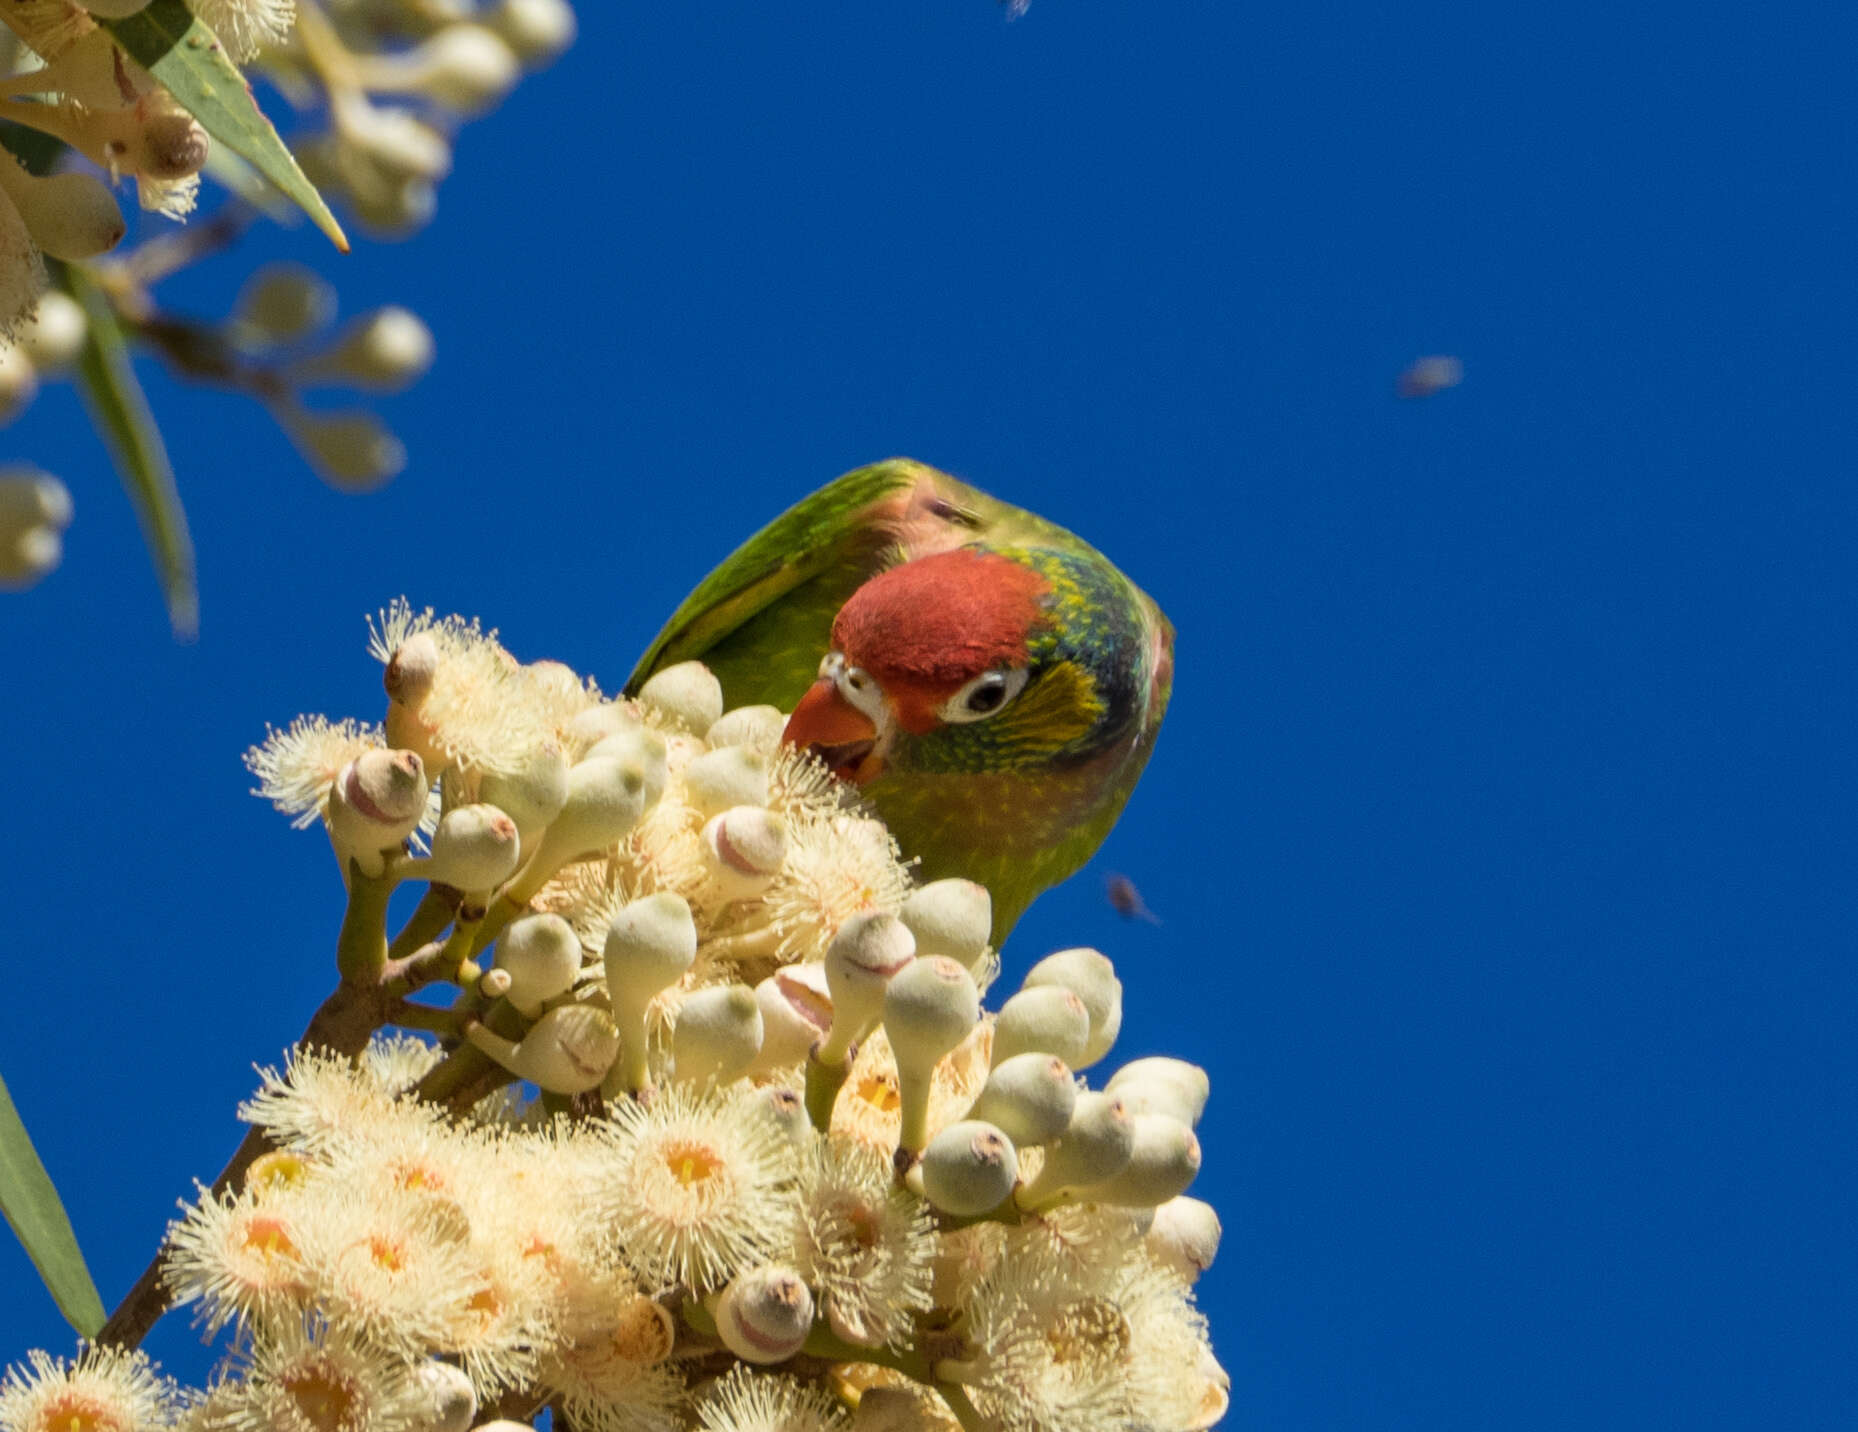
<box><xmin>465</xmin><ymin>1004</ymin><xmax>618</xmax><ymax>1094</ymax></box>
<box><xmin>671</xmin><ymin>984</ymin><xmax>765</xmax><ymax>1086</ymax></box>
<box><xmin>749</xmin><ymin>964</ymin><xmax>832</xmax><ymax>1074</ymax></box>
<box><xmin>682</xmin><ymin>746</ymin><xmax>770</xmax><ymax>820</ymax></box>
<box><xmin>522</xmin><ymin>756</ymin><xmax>649</xmax><ymax>878</ymax></box>
<box><xmin>1105</xmin><ymin>1057</ymin><xmax>1210</xmax><ymax>1128</ymax></box>
<box><xmin>701</xmin><ymin>806</ymin><xmax>788</xmax><ymax>902</ymax></box>
<box><xmin>586</xmin><ymin>726</ymin><xmax>669</xmax><ymax>805</ymax></box>
<box><xmin>1020</xmin><ymin>948</ymin><xmax>1123</xmax><ymax>1069</ymax></box>
<box><xmin>1145</xmin><ymin>1195</ymin><xmax>1222</xmax><ymax>1283</ymax></box>
<box><xmin>421</xmin><ymin>803</ymin><xmax>521</xmax><ymax>891</ymax></box>
<box><xmin>989</xmin><ymin>986</ymin><xmax>1091</xmax><ymax>1069</ymax></box>
<box><xmin>706</xmin><ymin>704</ymin><xmax>786</xmax><ymax>751</ymax></box>
<box><xmin>477</xmin><ymin>741</ymin><xmax>570</xmax><ymax>844</ymax></box>
<box><xmin>884</xmin><ymin>956</ymin><xmax>981</xmax><ymax>1155</ymax></box>
<box><xmin>918</xmin><ymin>1120</ymin><xmax>1020</xmax><ymax>1217</ymax></box>
<box><xmin>964</xmin><ymin>1053</ymin><xmax>1077</xmax><ymax>1147</ymax></box>
<box><xmin>1013</xmin><ymin>1091</ymin><xmax>1136</xmax><ymax>1210</ymax></box>
<box><xmin>898</xmin><ymin>879</ymin><xmax>993</xmax><ymax>972</ymax></box>
<box><xmin>494</xmin><ymin>913</ymin><xmax>583</xmax><ymax>1016</ymax></box>
<box><xmin>636</xmin><ymin>660</ymin><xmax>724</xmax><ymax>733</ymax></box>
<box><xmin>327</xmin><ymin>748</ymin><xmax>428</xmax><ymax>877</ymax></box>
<box><xmin>412</xmin><ymin>1360</ymin><xmax>477</xmax><ymax>1432</ymax></box>
<box><xmin>1070</xmin><ymin>1112</ymin><xmax>1201</xmax><ymax>1209</ymax></box>
<box><xmin>713</xmin><ymin>1265</ymin><xmax>815</xmax><ymax>1364</ymax></box>
<box><xmin>819</xmin><ymin>912</ymin><xmax>915</xmax><ymax>1066</ymax></box>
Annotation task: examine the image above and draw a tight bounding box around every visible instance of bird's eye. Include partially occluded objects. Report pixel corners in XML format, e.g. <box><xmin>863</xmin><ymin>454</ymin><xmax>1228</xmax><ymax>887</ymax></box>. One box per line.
<box><xmin>938</xmin><ymin>668</ymin><xmax>1030</xmax><ymax>724</ymax></box>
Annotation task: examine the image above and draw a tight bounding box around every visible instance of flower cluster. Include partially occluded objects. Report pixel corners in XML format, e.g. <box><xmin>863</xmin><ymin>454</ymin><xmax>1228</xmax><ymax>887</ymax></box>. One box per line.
<box><xmin>1</xmin><ymin>604</ymin><xmax>1226</xmax><ymax>1432</ymax></box>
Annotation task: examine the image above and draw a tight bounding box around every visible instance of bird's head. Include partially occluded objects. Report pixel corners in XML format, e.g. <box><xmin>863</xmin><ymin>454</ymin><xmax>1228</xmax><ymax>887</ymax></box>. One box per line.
<box><xmin>783</xmin><ymin>545</ymin><xmax>1153</xmax><ymax>785</ymax></box>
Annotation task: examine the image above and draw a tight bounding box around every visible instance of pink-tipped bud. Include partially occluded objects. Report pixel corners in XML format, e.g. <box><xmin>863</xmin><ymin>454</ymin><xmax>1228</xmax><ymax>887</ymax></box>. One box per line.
<box><xmin>884</xmin><ymin>956</ymin><xmax>980</xmax><ymax>1154</ymax></box>
<box><xmin>495</xmin><ymin>913</ymin><xmax>583</xmax><ymax>1015</ymax></box>
<box><xmin>670</xmin><ymin>983</ymin><xmax>764</xmax><ymax>1086</ymax></box>
<box><xmin>682</xmin><ymin>745</ymin><xmax>769</xmax><ymax>819</ymax></box>
<box><xmin>700</xmin><ymin>806</ymin><xmax>788</xmax><ymax>902</ymax></box>
<box><xmin>819</xmin><ymin>912</ymin><xmax>915</xmax><ymax>1065</ymax></box>
<box><xmin>327</xmin><ymin>748</ymin><xmax>427</xmax><ymax>876</ymax></box>
<box><xmin>989</xmin><ymin>986</ymin><xmax>1091</xmax><ymax>1069</ymax></box>
<box><xmin>635</xmin><ymin>660</ymin><xmax>723</xmax><ymax>733</ymax></box>
<box><xmin>1145</xmin><ymin>1195</ymin><xmax>1222</xmax><ymax>1282</ymax></box>
<box><xmin>964</xmin><ymin>1052</ymin><xmax>1077</xmax><ymax>1147</ymax></box>
<box><xmin>899</xmin><ymin>879</ymin><xmax>993</xmax><ymax>972</ymax></box>
<box><xmin>1072</xmin><ymin>1112</ymin><xmax>1201</xmax><ymax>1209</ymax></box>
<box><xmin>918</xmin><ymin>1120</ymin><xmax>1019</xmax><ymax>1216</ymax></box>
<box><xmin>1013</xmin><ymin>1091</ymin><xmax>1136</xmax><ymax>1210</ymax></box>
<box><xmin>421</xmin><ymin>803</ymin><xmax>521</xmax><ymax>891</ymax></box>
<box><xmin>713</xmin><ymin>1265</ymin><xmax>814</xmax><ymax>1364</ymax></box>
<box><xmin>749</xmin><ymin>964</ymin><xmax>832</xmax><ymax>1074</ymax></box>
<box><xmin>1020</xmin><ymin>948</ymin><xmax>1122</xmax><ymax>1068</ymax></box>
<box><xmin>705</xmin><ymin>704</ymin><xmax>785</xmax><ymax>751</ymax></box>
<box><xmin>1105</xmin><ymin>1057</ymin><xmax>1210</xmax><ymax>1128</ymax></box>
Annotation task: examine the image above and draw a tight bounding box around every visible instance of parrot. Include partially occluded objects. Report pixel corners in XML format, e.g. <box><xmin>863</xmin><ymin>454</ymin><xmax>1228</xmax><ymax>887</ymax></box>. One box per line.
<box><xmin>627</xmin><ymin>458</ymin><xmax>1174</xmax><ymax>943</ymax></box>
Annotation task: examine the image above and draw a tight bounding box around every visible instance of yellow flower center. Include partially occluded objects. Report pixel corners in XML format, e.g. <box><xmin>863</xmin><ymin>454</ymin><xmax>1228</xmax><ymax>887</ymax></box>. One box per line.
<box><xmin>280</xmin><ymin>1362</ymin><xmax>361</xmax><ymax>1432</ymax></box>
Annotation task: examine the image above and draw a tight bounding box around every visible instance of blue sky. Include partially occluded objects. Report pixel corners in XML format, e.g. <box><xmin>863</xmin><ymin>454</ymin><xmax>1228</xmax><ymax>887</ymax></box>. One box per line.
<box><xmin>3</xmin><ymin>1</ymin><xmax>1855</xmax><ymax>1428</ymax></box>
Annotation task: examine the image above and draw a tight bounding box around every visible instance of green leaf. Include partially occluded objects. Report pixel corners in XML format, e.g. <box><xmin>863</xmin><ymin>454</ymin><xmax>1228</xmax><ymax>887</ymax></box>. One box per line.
<box><xmin>98</xmin><ymin>0</ymin><xmax>348</xmax><ymax>252</ymax></box>
<box><xmin>65</xmin><ymin>265</ymin><xmax>200</xmax><ymax>642</ymax></box>
<box><xmin>0</xmin><ymin>1069</ymin><xmax>106</xmax><ymax>1339</ymax></box>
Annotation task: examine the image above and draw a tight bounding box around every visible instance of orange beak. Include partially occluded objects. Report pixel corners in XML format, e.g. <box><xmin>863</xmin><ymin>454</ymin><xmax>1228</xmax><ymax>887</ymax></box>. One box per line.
<box><xmin>784</xmin><ymin>677</ymin><xmax>886</xmax><ymax>784</ymax></box>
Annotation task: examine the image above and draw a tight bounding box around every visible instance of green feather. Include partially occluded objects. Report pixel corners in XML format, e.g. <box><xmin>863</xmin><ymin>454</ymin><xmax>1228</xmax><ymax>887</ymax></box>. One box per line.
<box><xmin>630</xmin><ymin>459</ymin><xmax>1173</xmax><ymax>943</ymax></box>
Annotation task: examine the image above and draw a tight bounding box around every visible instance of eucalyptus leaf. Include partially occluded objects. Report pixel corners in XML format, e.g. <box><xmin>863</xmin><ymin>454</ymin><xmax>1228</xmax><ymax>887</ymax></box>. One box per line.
<box><xmin>0</xmin><ymin>1069</ymin><xmax>106</xmax><ymax>1339</ymax></box>
<box><xmin>65</xmin><ymin>265</ymin><xmax>200</xmax><ymax>642</ymax></box>
<box><xmin>98</xmin><ymin>0</ymin><xmax>348</xmax><ymax>251</ymax></box>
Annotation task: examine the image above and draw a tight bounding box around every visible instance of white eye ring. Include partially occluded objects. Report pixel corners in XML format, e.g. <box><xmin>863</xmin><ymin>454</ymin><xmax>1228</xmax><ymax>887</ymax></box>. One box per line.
<box><xmin>825</xmin><ymin>651</ymin><xmax>888</xmax><ymax>725</ymax></box>
<box><xmin>937</xmin><ymin>668</ymin><xmax>1029</xmax><ymax>724</ymax></box>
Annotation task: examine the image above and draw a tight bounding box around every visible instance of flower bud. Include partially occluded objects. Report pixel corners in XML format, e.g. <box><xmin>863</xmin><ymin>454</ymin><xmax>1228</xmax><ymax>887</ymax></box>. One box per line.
<box><xmin>135</xmin><ymin>107</ymin><xmax>210</xmax><ymax>180</ymax></box>
<box><xmin>296</xmin><ymin>306</ymin><xmax>434</xmax><ymax>392</ymax></box>
<box><xmin>465</xmin><ymin>1003</ymin><xmax>618</xmax><ymax>1094</ymax></box>
<box><xmin>700</xmin><ymin>806</ymin><xmax>788</xmax><ymax>901</ymax></box>
<box><xmin>494</xmin><ymin>913</ymin><xmax>583</xmax><ymax>1015</ymax></box>
<box><xmin>682</xmin><ymin>745</ymin><xmax>769</xmax><ymax>819</ymax></box>
<box><xmin>818</xmin><ymin>912</ymin><xmax>914</xmax><ymax>1066</ymax></box>
<box><xmin>335</xmin><ymin>98</ymin><xmax>452</xmax><ymax>183</ymax></box>
<box><xmin>713</xmin><ymin>1264</ymin><xmax>814</xmax><ymax>1364</ymax></box>
<box><xmin>1013</xmin><ymin>1091</ymin><xmax>1135</xmax><ymax>1210</ymax></box>
<box><xmin>1105</xmin><ymin>1057</ymin><xmax>1209</xmax><ymax>1128</ymax></box>
<box><xmin>479</xmin><ymin>967</ymin><xmax>512</xmax><ymax>999</ymax></box>
<box><xmin>884</xmin><ymin>956</ymin><xmax>980</xmax><ymax>1154</ymax></box>
<box><xmin>0</xmin><ymin>166</ymin><xmax>126</xmax><ymax>261</ymax></box>
<box><xmin>285</xmin><ymin>408</ymin><xmax>406</xmax><ymax>493</ymax></box>
<box><xmin>1071</xmin><ymin>1112</ymin><xmax>1200</xmax><ymax>1209</ymax></box>
<box><xmin>0</xmin><ymin>524</ymin><xmax>60</xmax><ymax>589</ymax></box>
<box><xmin>705</xmin><ymin>704</ymin><xmax>785</xmax><ymax>751</ymax></box>
<box><xmin>383</xmin><ymin>631</ymin><xmax>441</xmax><ymax>708</ymax></box>
<box><xmin>0</xmin><ymin>340</ymin><xmax>39</xmax><ymax>423</ymax></box>
<box><xmin>989</xmin><ymin>986</ymin><xmax>1090</xmax><ymax>1069</ymax></box>
<box><xmin>917</xmin><ymin>1120</ymin><xmax>1018</xmax><ymax>1216</ymax></box>
<box><xmin>898</xmin><ymin>879</ymin><xmax>992</xmax><ymax>971</ymax></box>
<box><xmin>1020</xmin><ymin>948</ymin><xmax>1122</xmax><ymax>1068</ymax></box>
<box><xmin>419</xmin><ymin>803</ymin><xmax>521</xmax><ymax>891</ymax></box>
<box><xmin>327</xmin><ymin>748</ymin><xmax>428</xmax><ymax>876</ymax></box>
<box><xmin>0</xmin><ymin>467</ymin><xmax>72</xmax><ymax>534</ymax></box>
<box><xmin>517</xmin><ymin>755</ymin><xmax>648</xmax><ymax>890</ymax></box>
<box><xmin>671</xmin><ymin>983</ymin><xmax>764</xmax><ymax>1086</ymax></box>
<box><xmin>964</xmin><ymin>1052</ymin><xmax>1076</xmax><ymax>1148</ymax></box>
<box><xmin>635</xmin><ymin>660</ymin><xmax>723</xmax><ymax>733</ymax></box>
<box><xmin>853</xmin><ymin>1389</ymin><xmax>924</xmax><ymax>1432</ymax></box>
<box><xmin>412</xmin><ymin>1359</ymin><xmax>477</xmax><ymax>1432</ymax></box>
<box><xmin>478</xmin><ymin>741</ymin><xmax>571</xmax><ymax>844</ymax></box>
<box><xmin>566</xmin><ymin>700</ymin><xmax>639</xmax><ymax>754</ymax></box>
<box><xmin>603</xmin><ymin>892</ymin><xmax>698</xmax><ymax>1094</ymax></box>
<box><xmin>585</xmin><ymin>725</ymin><xmax>668</xmax><ymax>805</ymax></box>
<box><xmin>401</xmin><ymin>24</ymin><xmax>521</xmax><ymax>114</ymax></box>
<box><xmin>1144</xmin><ymin>1195</ymin><xmax>1221</xmax><ymax>1282</ymax></box>
<box><xmin>748</xmin><ymin>964</ymin><xmax>831</xmax><ymax>1074</ymax></box>
<box><xmin>234</xmin><ymin>263</ymin><xmax>336</xmax><ymax>344</ymax></box>
<box><xmin>16</xmin><ymin>291</ymin><xmax>85</xmax><ymax>373</ymax></box>
<box><xmin>756</xmin><ymin>1084</ymin><xmax>811</xmax><ymax>1143</ymax></box>
<box><xmin>487</xmin><ymin>0</ymin><xmax>576</xmax><ymax>64</ymax></box>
